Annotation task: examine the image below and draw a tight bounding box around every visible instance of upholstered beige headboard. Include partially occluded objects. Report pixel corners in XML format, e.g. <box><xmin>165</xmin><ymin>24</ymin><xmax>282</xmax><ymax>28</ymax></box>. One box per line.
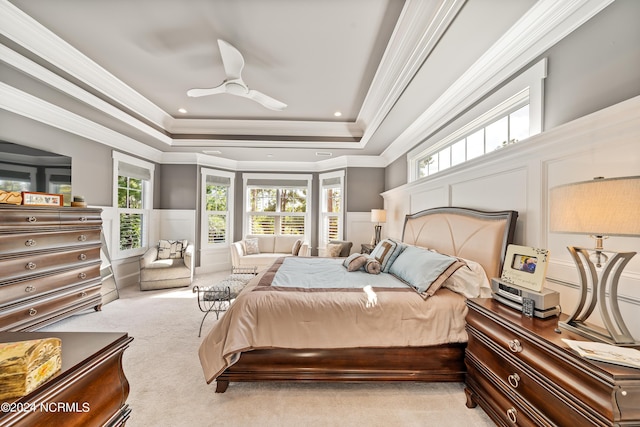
<box><xmin>401</xmin><ymin>207</ymin><xmax>518</xmax><ymax>279</ymax></box>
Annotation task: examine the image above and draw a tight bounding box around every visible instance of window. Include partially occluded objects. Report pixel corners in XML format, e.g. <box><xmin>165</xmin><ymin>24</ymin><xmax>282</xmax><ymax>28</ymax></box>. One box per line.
<box><xmin>113</xmin><ymin>152</ymin><xmax>154</xmax><ymax>258</ymax></box>
<box><xmin>408</xmin><ymin>58</ymin><xmax>546</xmax><ymax>182</ymax></box>
<box><xmin>319</xmin><ymin>170</ymin><xmax>345</xmax><ymax>247</ymax></box>
<box><xmin>416</xmin><ymin>102</ymin><xmax>530</xmax><ymax>179</ymax></box>
<box><xmin>243</xmin><ymin>174</ymin><xmax>312</xmax><ymax>237</ymax></box>
<box><xmin>201</xmin><ymin>169</ymin><xmax>234</xmax><ymax>246</ymax></box>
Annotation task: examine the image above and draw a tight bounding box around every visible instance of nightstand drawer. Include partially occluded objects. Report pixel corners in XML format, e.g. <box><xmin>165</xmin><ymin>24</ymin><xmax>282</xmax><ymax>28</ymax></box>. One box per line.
<box><xmin>467</xmin><ymin>332</ymin><xmax>599</xmax><ymax>427</ymax></box>
<box><xmin>466</xmin><ymin>307</ymin><xmax>615</xmax><ymax>418</ymax></box>
<box><xmin>466</xmin><ymin>361</ymin><xmax>543</xmax><ymax>427</ymax></box>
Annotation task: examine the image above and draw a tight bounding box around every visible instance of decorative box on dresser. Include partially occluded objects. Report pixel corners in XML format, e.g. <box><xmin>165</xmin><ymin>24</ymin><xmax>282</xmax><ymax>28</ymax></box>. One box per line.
<box><xmin>464</xmin><ymin>298</ymin><xmax>640</xmax><ymax>427</ymax></box>
<box><xmin>0</xmin><ymin>205</ymin><xmax>103</xmax><ymax>331</ymax></box>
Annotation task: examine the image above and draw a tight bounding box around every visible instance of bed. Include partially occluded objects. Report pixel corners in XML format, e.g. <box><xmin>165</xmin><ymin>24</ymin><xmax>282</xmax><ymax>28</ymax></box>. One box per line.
<box><xmin>199</xmin><ymin>207</ymin><xmax>518</xmax><ymax>393</ymax></box>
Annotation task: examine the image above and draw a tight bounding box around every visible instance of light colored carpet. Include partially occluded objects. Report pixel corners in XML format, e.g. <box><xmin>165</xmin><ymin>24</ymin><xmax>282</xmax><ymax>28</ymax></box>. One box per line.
<box><xmin>41</xmin><ymin>272</ymin><xmax>494</xmax><ymax>427</ymax></box>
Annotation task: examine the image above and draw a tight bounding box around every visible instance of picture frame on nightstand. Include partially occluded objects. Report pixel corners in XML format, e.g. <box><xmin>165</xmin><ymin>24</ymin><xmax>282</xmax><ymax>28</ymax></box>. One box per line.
<box><xmin>500</xmin><ymin>244</ymin><xmax>549</xmax><ymax>292</ymax></box>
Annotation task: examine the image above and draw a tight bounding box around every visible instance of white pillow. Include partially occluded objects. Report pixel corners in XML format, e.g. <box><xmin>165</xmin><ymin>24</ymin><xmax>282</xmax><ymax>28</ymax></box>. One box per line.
<box><xmin>442</xmin><ymin>257</ymin><xmax>491</xmax><ymax>298</ymax></box>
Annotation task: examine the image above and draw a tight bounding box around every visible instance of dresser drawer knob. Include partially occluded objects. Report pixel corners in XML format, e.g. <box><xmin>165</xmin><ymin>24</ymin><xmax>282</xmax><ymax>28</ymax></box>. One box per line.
<box><xmin>25</xmin><ymin>262</ymin><xmax>37</xmax><ymax>270</ymax></box>
<box><xmin>508</xmin><ymin>373</ymin><xmax>520</xmax><ymax>388</ymax></box>
<box><xmin>78</xmin><ymin>272</ymin><xmax>87</xmax><ymax>279</ymax></box>
<box><xmin>80</xmin><ymin>216</ymin><xmax>88</xmax><ymax>222</ymax></box>
<box><xmin>506</xmin><ymin>408</ymin><xmax>517</xmax><ymax>424</ymax></box>
<box><xmin>78</xmin><ymin>253</ymin><xmax>87</xmax><ymax>261</ymax></box>
<box><xmin>28</xmin><ymin>308</ymin><xmax>37</xmax><ymax>316</ymax></box>
<box><xmin>78</xmin><ymin>234</ymin><xmax>87</xmax><ymax>242</ymax></box>
<box><xmin>25</xmin><ymin>239</ymin><xmax>37</xmax><ymax>247</ymax></box>
<box><xmin>508</xmin><ymin>339</ymin><xmax>523</xmax><ymax>353</ymax></box>
<box><xmin>25</xmin><ymin>285</ymin><xmax>36</xmax><ymax>293</ymax></box>
<box><xmin>27</xmin><ymin>216</ymin><xmax>37</xmax><ymax>223</ymax></box>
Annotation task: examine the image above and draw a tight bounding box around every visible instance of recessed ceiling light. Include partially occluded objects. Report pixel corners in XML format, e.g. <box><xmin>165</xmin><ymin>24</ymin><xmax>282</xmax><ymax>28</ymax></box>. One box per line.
<box><xmin>266</xmin><ymin>154</ymin><xmax>274</xmax><ymax>158</ymax></box>
<box><xmin>178</xmin><ymin>108</ymin><xmax>187</xmax><ymax>114</ymax></box>
<box><xmin>203</xmin><ymin>150</ymin><xmax>221</xmax><ymax>155</ymax></box>
<box><xmin>316</xmin><ymin>151</ymin><xmax>332</xmax><ymax>157</ymax></box>
<box><xmin>334</xmin><ymin>111</ymin><xmax>342</xmax><ymax>117</ymax></box>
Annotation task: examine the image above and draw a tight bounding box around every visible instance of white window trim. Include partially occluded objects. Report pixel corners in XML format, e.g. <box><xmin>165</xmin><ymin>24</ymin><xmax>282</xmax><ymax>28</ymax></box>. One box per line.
<box><xmin>200</xmin><ymin>168</ymin><xmax>235</xmax><ymax>247</ymax></box>
<box><xmin>242</xmin><ymin>173</ymin><xmax>313</xmax><ymax>238</ymax></box>
<box><xmin>112</xmin><ymin>151</ymin><xmax>154</xmax><ymax>259</ymax></box>
<box><xmin>408</xmin><ymin>58</ymin><xmax>546</xmax><ymax>182</ymax></box>
<box><xmin>318</xmin><ymin>170</ymin><xmax>345</xmax><ymax>248</ymax></box>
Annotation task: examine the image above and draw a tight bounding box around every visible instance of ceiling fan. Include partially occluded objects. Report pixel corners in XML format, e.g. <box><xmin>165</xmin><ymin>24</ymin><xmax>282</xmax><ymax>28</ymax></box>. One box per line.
<box><xmin>187</xmin><ymin>39</ymin><xmax>287</xmax><ymax>111</ymax></box>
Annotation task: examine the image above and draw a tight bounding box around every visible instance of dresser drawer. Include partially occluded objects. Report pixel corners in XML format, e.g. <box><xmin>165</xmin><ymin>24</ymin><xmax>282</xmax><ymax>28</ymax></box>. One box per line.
<box><xmin>467</xmin><ymin>332</ymin><xmax>601</xmax><ymax>426</ymax></box>
<box><xmin>59</xmin><ymin>209</ymin><xmax>102</xmax><ymax>227</ymax></box>
<box><xmin>0</xmin><ymin>246</ymin><xmax>101</xmax><ymax>283</ymax></box>
<box><xmin>0</xmin><ymin>282</ymin><xmax>102</xmax><ymax>331</ymax></box>
<box><xmin>0</xmin><ymin>209</ymin><xmax>60</xmax><ymax>230</ymax></box>
<box><xmin>0</xmin><ymin>229</ymin><xmax>101</xmax><ymax>255</ymax></box>
<box><xmin>0</xmin><ymin>262</ymin><xmax>101</xmax><ymax>307</ymax></box>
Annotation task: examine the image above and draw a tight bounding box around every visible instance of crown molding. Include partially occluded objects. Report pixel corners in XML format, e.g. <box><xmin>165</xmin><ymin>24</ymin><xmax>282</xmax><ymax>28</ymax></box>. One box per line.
<box><xmin>0</xmin><ymin>0</ymin><xmax>173</xmax><ymax>130</ymax></box>
<box><xmin>356</xmin><ymin>0</ymin><xmax>466</xmax><ymax>148</ymax></box>
<box><xmin>380</xmin><ymin>0</ymin><xmax>615</xmax><ymax>165</ymax></box>
<box><xmin>0</xmin><ymin>44</ymin><xmax>173</xmax><ymax>146</ymax></box>
<box><xmin>0</xmin><ymin>82</ymin><xmax>163</xmax><ymax>163</ymax></box>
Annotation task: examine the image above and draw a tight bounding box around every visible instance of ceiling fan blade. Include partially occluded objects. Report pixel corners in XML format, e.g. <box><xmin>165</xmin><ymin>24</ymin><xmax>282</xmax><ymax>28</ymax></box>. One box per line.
<box><xmin>218</xmin><ymin>39</ymin><xmax>244</xmax><ymax>80</ymax></box>
<box><xmin>187</xmin><ymin>83</ymin><xmax>227</xmax><ymax>98</ymax></box>
<box><xmin>245</xmin><ymin>89</ymin><xmax>287</xmax><ymax>111</ymax></box>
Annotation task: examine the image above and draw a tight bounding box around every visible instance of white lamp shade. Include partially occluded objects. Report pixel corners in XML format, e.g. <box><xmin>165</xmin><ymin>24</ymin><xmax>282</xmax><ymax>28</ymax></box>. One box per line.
<box><xmin>549</xmin><ymin>176</ymin><xmax>640</xmax><ymax>236</ymax></box>
<box><xmin>371</xmin><ymin>209</ymin><xmax>387</xmax><ymax>223</ymax></box>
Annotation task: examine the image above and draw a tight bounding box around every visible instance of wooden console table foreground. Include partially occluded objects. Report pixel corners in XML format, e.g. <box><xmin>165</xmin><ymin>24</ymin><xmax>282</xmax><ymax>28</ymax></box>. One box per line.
<box><xmin>0</xmin><ymin>332</ymin><xmax>133</xmax><ymax>427</ymax></box>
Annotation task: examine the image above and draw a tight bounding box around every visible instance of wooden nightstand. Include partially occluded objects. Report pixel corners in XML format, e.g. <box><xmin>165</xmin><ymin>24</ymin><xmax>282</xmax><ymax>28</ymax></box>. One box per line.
<box><xmin>360</xmin><ymin>243</ymin><xmax>374</xmax><ymax>254</ymax></box>
<box><xmin>464</xmin><ymin>298</ymin><xmax>640</xmax><ymax>426</ymax></box>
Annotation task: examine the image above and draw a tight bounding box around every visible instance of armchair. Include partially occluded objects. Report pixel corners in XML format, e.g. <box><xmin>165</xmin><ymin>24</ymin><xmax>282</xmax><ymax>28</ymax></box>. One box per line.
<box><xmin>140</xmin><ymin>240</ymin><xmax>194</xmax><ymax>290</ymax></box>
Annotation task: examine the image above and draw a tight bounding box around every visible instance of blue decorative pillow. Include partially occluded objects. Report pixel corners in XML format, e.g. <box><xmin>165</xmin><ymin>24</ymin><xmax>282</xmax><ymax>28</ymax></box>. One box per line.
<box><xmin>369</xmin><ymin>238</ymin><xmax>405</xmax><ymax>272</ymax></box>
<box><xmin>389</xmin><ymin>245</ymin><xmax>466</xmax><ymax>299</ymax></box>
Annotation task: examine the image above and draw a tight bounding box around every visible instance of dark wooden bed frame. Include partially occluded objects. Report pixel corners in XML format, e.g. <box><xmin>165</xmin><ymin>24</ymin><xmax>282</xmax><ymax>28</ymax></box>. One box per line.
<box><xmin>215</xmin><ymin>207</ymin><xmax>518</xmax><ymax>393</ymax></box>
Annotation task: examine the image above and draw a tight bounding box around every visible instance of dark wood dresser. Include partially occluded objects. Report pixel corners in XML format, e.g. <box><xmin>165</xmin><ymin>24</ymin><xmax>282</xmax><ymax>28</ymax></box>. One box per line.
<box><xmin>464</xmin><ymin>298</ymin><xmax>640</xmax><ymax>426</ymax></box>
<box><xmin>0</xmin><ymin>332</ymin><xmax>132</xmax><ymax>427</ymax></box>
<box><xmin>0</xmin><ymin>205</ymin><xmax>103</xmax><ymax>331</ymax></box>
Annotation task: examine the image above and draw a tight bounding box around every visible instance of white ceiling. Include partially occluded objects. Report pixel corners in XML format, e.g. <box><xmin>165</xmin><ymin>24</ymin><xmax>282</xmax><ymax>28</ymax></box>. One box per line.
<box><xmin>1</xmin><ymin>0</ymin><xmax>611</xmax><ymax>168</ymax></box>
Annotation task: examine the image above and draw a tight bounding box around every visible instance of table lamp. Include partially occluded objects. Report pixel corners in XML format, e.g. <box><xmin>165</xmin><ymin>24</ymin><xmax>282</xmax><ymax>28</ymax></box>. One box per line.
<box><xmin>549</xmin><ymin>176</ymin><xmax>640</xmax><ymax>345</ymax></box>
<box><xmin>371</xmin><ymin>209</ymin><xmax>386</xmax><ymax>245</ymax></box>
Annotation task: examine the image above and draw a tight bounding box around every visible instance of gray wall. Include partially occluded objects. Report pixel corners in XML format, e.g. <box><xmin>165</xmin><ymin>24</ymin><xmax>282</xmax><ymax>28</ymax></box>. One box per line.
<box><xmin>158</xmin><ymin>164</ymin><xmax>198</xmax><ymax>209</ymax></box>
<box><xmin>384</xmin><ymin>0</ymin><xmax>640</xmax><ymax>192</ymax></box>
<box><xmin>345</xmin><ymin>167</ymin><xmax>385</xmax><ymax>211</ymax></box>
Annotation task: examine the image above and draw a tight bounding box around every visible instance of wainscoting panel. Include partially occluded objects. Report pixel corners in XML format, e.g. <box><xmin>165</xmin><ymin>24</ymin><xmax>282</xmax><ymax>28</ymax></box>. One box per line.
<box><xmin>157</xmin><ymin>209</ymin><xmax>196</xmax><ymax>243</ymax></box>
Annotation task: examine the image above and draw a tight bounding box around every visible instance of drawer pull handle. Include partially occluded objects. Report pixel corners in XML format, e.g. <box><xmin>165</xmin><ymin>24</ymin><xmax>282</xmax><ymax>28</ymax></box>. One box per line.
<box><xmin>25</xmin><ymin>285</ymin><xmax>36</xmax><ymax>293</ymax></box>
<box><xmin>78</xmin><ymin>272</ymin><xmax>87</xmax><ymax>279</ymax></box>
<box><xmin>78</xmin><ymin>253</ymin><xmax>87</xmax><ymax>261</ymax></box>
<box><xmin>25</xmin><ymin>262</ymin><xmax>37</xmax><ymax>270</ymax></box>
<box><xmin>508</xmin><ymin>373</ymin><xmax>520</xmax><ymax>388</ymax></box>
<box><xmin>25</xmin><ymin>239</ymin><xmax>37</xmax><ymax>247</ymax></box>
<box><xmin>80</xmin><ymin>216</ymin><xmax>88</xmax><ymax>222</ymax></box>
<box><xmin>78</xmin><ymin>234</ymin><xmax>87</xmax><ymax>242</ymax></box>
<box><xmin>27</xmin><ymin>216</ymin><xmax>37</xmax><ymax>223</ymax></box>
<box><xmin>80</xmin><ymin>291</ymin><xmax>87</xmax><ymax>297</ymax></box>
<box><xmin>508</xmin><ymin>339</ymin><xmax>523</xmax><ymax>353</ymax></box>
<box><xmin>28</xmin><ymin>308</ymin><xmax>37</xmax><ymax>316</ymax></box>
<box><xmin>506</xmin><ymin>408</ymin><xmax>517</xmax><ymax>424</ymax></box>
